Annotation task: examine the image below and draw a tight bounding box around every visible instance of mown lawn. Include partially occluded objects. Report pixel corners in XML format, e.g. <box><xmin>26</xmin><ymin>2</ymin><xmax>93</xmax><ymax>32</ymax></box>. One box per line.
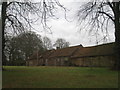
<box><xmin>2</xmin><ymin>66</ymin><xmax>118</xmax><ymax>88</ymax></box>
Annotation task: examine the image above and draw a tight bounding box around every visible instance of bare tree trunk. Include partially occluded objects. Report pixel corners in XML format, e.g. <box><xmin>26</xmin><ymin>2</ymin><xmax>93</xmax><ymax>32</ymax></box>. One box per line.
<box><xmin>2</xmin><ymin>2</ymin><xmax>7</xmax><ymax>70</ymax></box>
<box><xmin>114</xmin><ymin>2</ymin><xmax>120</xmax><ymax>70</ymax></box>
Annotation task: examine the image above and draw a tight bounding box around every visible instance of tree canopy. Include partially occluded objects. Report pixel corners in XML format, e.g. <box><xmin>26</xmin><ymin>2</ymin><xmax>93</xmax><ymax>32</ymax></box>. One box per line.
<box><xmin>42</xmin><ymin>36</ymin><xmax>53</xmax><ymax>50</ymax></box>
<box><xmin>4</xmin><ymin>31</ymin><xmax>45</xmax><ymax>66</ymax></box>
<box><xmin>53</xmin><ymin>38</ymin><xmax>70</xmax><ymax>49</ymax></box>
<box><xmin>77</xmin><ymin>0</ymin><xmax>120</xmax><ymax>70</ymax></box>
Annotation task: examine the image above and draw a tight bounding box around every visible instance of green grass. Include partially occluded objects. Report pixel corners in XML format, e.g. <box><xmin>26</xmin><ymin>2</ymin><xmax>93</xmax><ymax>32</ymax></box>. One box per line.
<box><xmin>2</xmin><ymin>66</ymin><xmax>118</xmax><ymax>88</ymax></box>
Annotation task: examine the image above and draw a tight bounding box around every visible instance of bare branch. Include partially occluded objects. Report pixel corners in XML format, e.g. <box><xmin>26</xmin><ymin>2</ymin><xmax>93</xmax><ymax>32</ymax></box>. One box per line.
<box><xmin>98</xmin><ymin>11</ymin><xmax>115</xmax><ymax>22</ymax></box>
<box><xmin>77</xmin><ymin>0</ymin><xmax>115</xmax><ymax>44</ymax></box>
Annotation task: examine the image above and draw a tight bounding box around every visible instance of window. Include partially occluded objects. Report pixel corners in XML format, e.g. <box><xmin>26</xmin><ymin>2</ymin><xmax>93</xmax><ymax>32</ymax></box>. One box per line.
<box><xmin>64</xmin><ymin>58</ymin><xmax>68</xmax><ymax>61</ymax></box>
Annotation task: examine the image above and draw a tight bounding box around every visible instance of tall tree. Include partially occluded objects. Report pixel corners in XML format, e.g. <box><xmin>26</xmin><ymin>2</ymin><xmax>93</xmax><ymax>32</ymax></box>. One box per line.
<box><xmin>1</xmin><ymin>0</ymin><xmax>66</xmax><ymax>66</ymax></box>
<box><xmin>77</xmin><ymin>0</ymin><xmax>120</xmax><ymax>70</ymax></box>
<box><xmin>42</xmin><ymin>36</ymin><xmax>53</xmax><ymax>50</ymax></box>
<box><xmin>54</xmin><ymin>38</ymin><xmax>70</xmax><ymax>49</ymax></box>
<box><xmin>2</xmin><ymin>2</ymin><xmax>7</xmax><ymax>66</ymax></box>
<box><xmin>3</xmin><ymin>35</ymin><xmax>12</xmax><ymax>65</ymax></box>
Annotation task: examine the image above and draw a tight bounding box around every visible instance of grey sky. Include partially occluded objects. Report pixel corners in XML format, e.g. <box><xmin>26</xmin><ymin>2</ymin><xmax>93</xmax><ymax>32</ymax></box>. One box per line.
<box><xmin>0</xmin><ymin>1</ymin><xmax>115</xmax><ymax>47</ymax></box>
<box><xmin>32</xmin><ymin>1</ymin><xmax>115</xmax><ymax>47</ymax></box>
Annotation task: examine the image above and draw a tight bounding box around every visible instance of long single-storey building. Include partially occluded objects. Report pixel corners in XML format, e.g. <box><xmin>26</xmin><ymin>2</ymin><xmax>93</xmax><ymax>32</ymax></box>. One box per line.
<box><xmin>26</xmin><ymin>42</ymin><xmax>115</xmax><ymax>67</ymax></box>
<box><xmin>48</xmin><ymin>45</ymin><xmax>83</xmax><ymax>66</ymax></box>
<box><xmin>70</xmin><ymin>43</ymin><xmax>115</xmax><ymax>67</ymax></box>
<box><xmin>26</xmin><ymin>49</ymin><xmax>55</xmax><ymax>66</ymax></box>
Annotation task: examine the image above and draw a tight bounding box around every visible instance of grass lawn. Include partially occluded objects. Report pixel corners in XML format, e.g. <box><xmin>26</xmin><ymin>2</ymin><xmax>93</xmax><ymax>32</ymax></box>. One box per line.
<box><xmin>2</xmin><ymin>66</ymin><xmax>118</xmax><ymax>88</ymax></box>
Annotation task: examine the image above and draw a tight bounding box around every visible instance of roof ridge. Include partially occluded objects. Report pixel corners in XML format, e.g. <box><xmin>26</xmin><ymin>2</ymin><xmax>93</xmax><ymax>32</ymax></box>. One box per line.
<box><xmin>84</xmin><ymin>42</ymin><xmax>114</xmax><ymax>48</ymax></box>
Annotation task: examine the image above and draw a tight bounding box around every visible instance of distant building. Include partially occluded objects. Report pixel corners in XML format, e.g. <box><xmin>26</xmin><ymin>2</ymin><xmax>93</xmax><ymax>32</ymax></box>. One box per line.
<box><xmin>26</xmin><ymin>43</ymin><xmax>115</xmax><ymax>67</ymax></box>
<box><xmin>26</xmin><ymin>50</ymin><xmax>55</xmax><ymax>66</ymax></box>
<box><xmin>71</xmin><ymin>43</ymin><xmax>115</xmax><ymax>67</ymax></box>
<box><xmin>49</xmin><ymin>45</ymin><xmax>83</xmax><ymax>66</ymax></box>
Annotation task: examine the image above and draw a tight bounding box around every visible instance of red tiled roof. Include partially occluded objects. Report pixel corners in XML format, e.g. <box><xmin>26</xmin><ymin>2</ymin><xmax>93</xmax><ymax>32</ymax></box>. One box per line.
<box><xmin>40</xmin><ymin>49</ymin><xmax>55</xmax><ymax>59</ymax></box>
<box><xmin>50</xmin><ymin>45</ymin><xmax>83</xmax><ymax>58</ymax></box>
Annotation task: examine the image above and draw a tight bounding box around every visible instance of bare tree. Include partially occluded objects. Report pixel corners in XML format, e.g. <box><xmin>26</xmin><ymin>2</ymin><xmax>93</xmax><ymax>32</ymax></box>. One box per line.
<box><xmin>2</xmin><ymin>0</ymin><xmax>66</xmax><ymax>35</ymax></box>
<box><xmin>54</xmin><ymin>38</ymin><xmax>70</xmax><ymax>49</ymax></box>
<box><xmin>1</xmin><ymin>0</ymin><xmax>66</xmax><ymax>67</ymax></box>
<box><xmin>77</xmin><ymin>0</ymin><xmax>120</xmax><ymax>70</ymax></box>
<box><xmin>42</xmin><ymin>36</ymin><xmax>53</xmax><ymax>50</ymax></box>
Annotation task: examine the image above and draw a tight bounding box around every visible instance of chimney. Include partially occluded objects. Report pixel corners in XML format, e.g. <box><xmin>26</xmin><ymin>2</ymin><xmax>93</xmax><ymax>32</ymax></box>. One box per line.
<box><xmin>79</xmin><ymin>44</ymin><xmax>83</xmax><ymax>47</ymax></box>
<box><xmin>56</xmin><ymin>47</ymin><xmax>60</xmax><ymax>49</ymax></box>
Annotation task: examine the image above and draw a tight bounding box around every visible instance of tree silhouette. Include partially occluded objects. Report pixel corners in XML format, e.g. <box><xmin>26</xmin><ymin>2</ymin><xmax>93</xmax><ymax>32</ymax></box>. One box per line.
<box><xmin>42</xmin><ymin>36</ymin><xmax>53</xmax><ymax>50</ymax></box>
<box><xmin>5</xmin><ymin>31</ymin><xmax>44</xmax><ymax>66</ymax></box>
<box><xmin>77</xmin><ymin>0</ymin><xmax>120</xmax><ymax>70</ymax></box>
<box><xmin>1</xmin><ymin>0</ymin><xmax>66</xmax><ymax>66</ymax></box>
<box><xmin>54</xmin><ymin>38</ymin><xmax>70</xmax><ymax>49</ymax></box>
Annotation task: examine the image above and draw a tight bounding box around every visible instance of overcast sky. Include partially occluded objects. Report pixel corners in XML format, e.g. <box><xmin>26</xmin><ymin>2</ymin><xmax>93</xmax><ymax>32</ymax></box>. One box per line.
<box><xmin>32</xmin><ymin>1</ymin><xmax>115</xmax><ymax>47</ymax></box>
<box><xmin>0</xmin><ymin>1</ymin><xmax>115</xmax><ymax>47</ymax></box>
